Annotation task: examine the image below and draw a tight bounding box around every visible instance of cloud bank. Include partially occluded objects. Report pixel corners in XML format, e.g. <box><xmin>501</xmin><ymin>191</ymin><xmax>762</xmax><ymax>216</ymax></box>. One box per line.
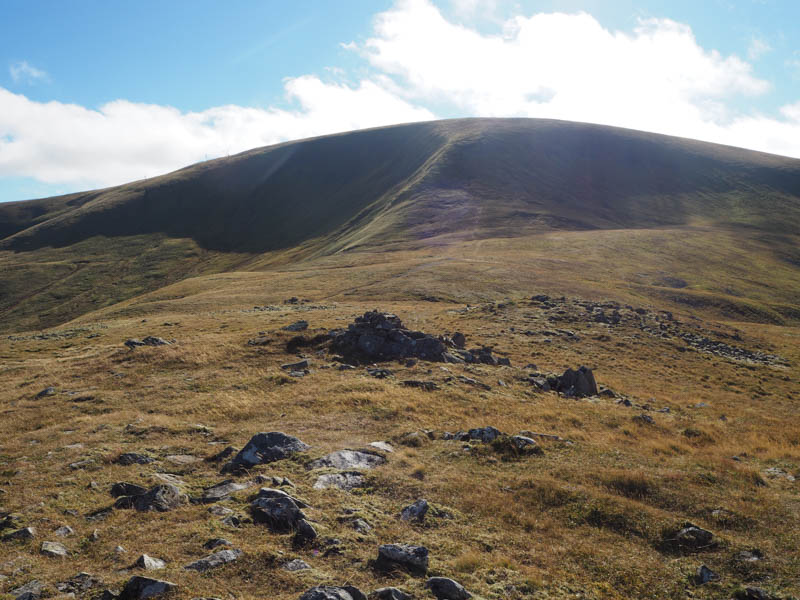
<box><xmin>1</xmin><ymin>0</ymin><xmax>799</xmax><ymax>192</ymax></box>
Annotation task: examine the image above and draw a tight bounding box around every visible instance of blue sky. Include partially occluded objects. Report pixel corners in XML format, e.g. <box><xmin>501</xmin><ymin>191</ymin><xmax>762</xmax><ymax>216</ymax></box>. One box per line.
<box><xmin>1</xmin><ymin>0</ymin><xmax>799</xmax><ymax>202</ymax></box>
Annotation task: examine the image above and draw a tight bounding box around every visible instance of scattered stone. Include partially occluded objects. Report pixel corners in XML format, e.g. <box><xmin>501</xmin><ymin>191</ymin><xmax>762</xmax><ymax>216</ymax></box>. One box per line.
<box><xmin>426</xmin><ymin>578</ymin><xmax>471</xmax><ymax>600</ymax></box>
<box><xmin>184</xmin><ymin>548</ymin><xmax>242</xmax><ymax>571</ymax></box>
<box><xmin>506</xmin><ymin>435</ymin><xmax>543</xmax><ymax>454</ymax></box>
<box><xmin>313</xmin><ymin>472</ymin><xmax>366</xmax><ymax>491</ymax></box>
<box><xmin>457</xmin><ymin>375</ymin><xmax>491</xmax><ymax>391</ymax></box>
<box><xmin>376</xmin><ymin>544</ymin><xmax>429</xmax><ymax>575</ymax></box>
<box><xmin>283</xmin><ymin>558</ymin><xmax>311</xmax><ymax>571</ymax></box>
<box><xmin>282</xmin><ymin>358</ymin><xmax>311</xmax><ymax>370</ymax></box>
<box><xmin>344</xmin><ymin>517</ymin><xmax>372</xmax><ymax>533</ymax></box>
<box><xmin>221</xmin><ymin>515</ymin><xmax>242</xmax><ymax>528</ymax></box>
<box><xmin>56</xmin><ymin>572</ymin><xmax>101</xmax><ymax>594</ymax></box>
<box><xmin>54</xmin><ymin>525</ymin><xmax>75</xmax><ymax>537</ymax></box>
<box><xmin>371</xmin><ymin>589</ymin><xmax>412</xmax><ymax>600</ymax></box>
<box><xmin>41</xmin><ymin>541</ymin><xmax>68</xmax><ymax>557</ymax></box>
<box><xmin>633</xmin><ymin>414</ymin><xmax>655</xmax><ymax>425</ymax></box>
<box><xmin>208</xmin><ymin>505</ymin><xmax>233</xmax><ymax>516</ymax></box>
<box><xmin>400</xmin><ymin>499</ymin><xmax>429</xmax><ymax>522</ymax></box>
<box><xmin>294</xmin><ymin>518</ymin><xmax>318</xmax><ymax>546</ymax></box>
<box><xmin>283</xmin><ymin>321</ymin><xmax>309</xmax><ymax>332</ymax></box>
<box><xmin>367</xmin><ymin>367</ymin><xmax>393</xmax><ymax>378</ymax></box>
<box><xmin>368</xmin><ymin>441</ymin><xmax>394</xmax><ymax>453</ymax></box>
<box><xmin>118</xmin><ymin>484</ymin><xmax>187</xmax><ymax>512</ymax></box>
<box><xmin>300</xmin><ymin>586</ymin><xmax>365</xmax><ymax>600</ymax></box>
<box><xmin>115</xmin><ymin>545</ymin><xmax>127</xmax><ymax>554</ymax></box>
<box><xmin>203</xmin><ymin>538</ymin><xmax>232</xmax><ymax>550</ymax></box>
<box><xmin>247</xmin><ymin>336</ymin><xmax>272</xmax><ymax>346</ymax></box>
<box><xmin>111</xmin><ymin>482</ymin><xmax>148</xmax><ymax>498</ymax></box>
<box><xmin>251</xmin><ymin>496</ymin><xmax>305</xmax><ymax>532</ymax></box>
<box><xmin>466</xmin><ymin>426</ymin><xmax>501</xmax><ymax>443</ymax></box>
<box><xmin>666</xmin><ymin>523</ymin><xmax>716</xmax><ymax>552</ymax></box>
<box><xmin>134</xmin><ymin>554</ymin><xmax>166</xmax><ymax>570</ymax></box>
<box><xmin>737</xmin><ymin>549</ymin><xmax>764</xmax><ymax>562</ymax></box>
<box><xmin>118</xmin><ymin>576</ymin><xmax>176</xmax><ymax>599</ymax></box>
<box><xmin>69</xmin><ymin>458</ymin><xmax>96</xmax><ymax>470</ymax></box>
<box><xmin>763</xmin><ymin>467</ymin><xmax>796</xmax><ymax>482</ymax></box>
<box><xmin>166</xmin><ymin>454</ymin><xmax>199</xmax><ymax>465</ymax></box>
<box><xmin>2</xmin><ymin>526</ymin><xmax>36</xmax><ymax>542</ymax></box>
<box><xmin>223</xmin><ymin>431</ymin><xmax>309</xmax><ymax>472</ymax></box>
<box><xmin>401</xmin><ymin>380</ymin><xmax>438</xmax><ymax>391</ymax></box>
<box><xmin>11</xmin><ymin>581</ymin><xmax>43</xmax><ymax>600</ymax></box>
<box><xmin>35</xmin><ymin>386</ymin><xmax>56</xmax><ymax>398</ymax></box>
<box><xmin>694</xmin><ymin>565</ymin><xmax>720</xmax><ymax>585</ymax></box>
<box><xmin>308</xmin><ymin>449</ymin><xmax>386</xmax><ymax>470</ymax></box>
<box><xmin>125</xmin><ymin>337</ymin><xmax>170</xmax><ymax>350</ymax></box>
<box><xmin>254</xmin><ymin>487</ymin><xmax>309</xmax><ymax>507</ymax></box>
<box><xmin>200</xmin><ymin>479</ymin><xmax>254</xmax><ymax>503</ymax></box>
<box><xmin>115</xmin><ymin>453</ymin><xmax>155</xmax><ymax>466</ymax></box>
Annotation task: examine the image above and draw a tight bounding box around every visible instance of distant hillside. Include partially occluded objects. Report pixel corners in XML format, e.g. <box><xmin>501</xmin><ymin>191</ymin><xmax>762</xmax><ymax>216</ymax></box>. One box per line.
<box><xmin>1</xmin><ymin>118</ymin><xmax>799</xmax><ymax>331</ymax></box>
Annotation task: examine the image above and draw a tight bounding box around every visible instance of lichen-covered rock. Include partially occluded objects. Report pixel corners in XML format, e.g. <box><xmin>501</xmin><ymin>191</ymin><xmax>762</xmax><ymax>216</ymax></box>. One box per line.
<box><xmin>184</xmin><ymin>549</ymin><xmax>242</xmax><ymax>571</ymax></box>
<box><xmin>308</xmin><ymin>450</ymin><xmax>386</xmax><ymax>470</ymax></box>
<box><xmin>400</xmin><ymin>499</ymin><xmax>428</xmax><ymax>522</ymax></box>
<box><xmin>426</xmin><ymin>578</ymin><xmax>471</xmax><ymax>600</ymax></box>
<box><xmin>119</xmin><ymin>576</ymin><xmax>176</xmax><ymax>599</ymax></box>
<box><xmin>313</xmin><ymin>472</ymin><xmax>365</xmax><ymax>491</ymax></box>
<box><xmin>130</xmin><ymin>484</ymin><xmax>187</xmax><ymax>512</ymax></box>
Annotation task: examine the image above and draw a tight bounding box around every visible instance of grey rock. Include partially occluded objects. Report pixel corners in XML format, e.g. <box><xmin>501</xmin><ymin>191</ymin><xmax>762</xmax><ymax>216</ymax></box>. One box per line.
<box><xmin>166</xmin><ymin>454</ymin><xmax>199</xmax><ymax>465</ymax></box>
<box><xmin>255</xmin><ymin>487</ymin><xmax>309</xmax><ymax>508</ymax></box>
<box><xmin>134</xmin><ymin>554</ymin><xmax>166</xmax><ymax>570</ymax></box>
<box><xmin>118</xmin><ymin>576</ymin><xmax>176</xmax><ymax>599</ymax></box>
<box><xmin>371</xmin><ymin>588</ymin><xmax>412</xmax><ymax>600</ymax></box>
<box><xmin>313</xmin><ymin>472</ymin><xmax>365</xmax><ymax>491</ymax></box>
<box><xmin>309</xmin><ymin>449</ymin><xmax>386</xmax><ymax>470</ymax></box>
<box><xmin>55</xmin><ymin>572</ymin><xmax>101</xmax><ymax>594</ymax></box>
<box><xmin>224</xmin><ymin>431</ymin><xmax>309</xmax><ymax>471</ymax></box>
<box><xmin>556</xmin><ymin>366</ymin><xmax>598</xmax><ymax>397</ymax></box>
<box><xmin>633</xmin><ymin>414</ymin><xmax>655</xmax><ymax>425</ymax></box>
<box><xmin>203</xmin><ymin>538</ymin><xmax>232</xmax><ymax>550</ymax></box>
<box><xmin>695</xmin><ymin>565</ymin><xmax>719</xmax><ymax>585</ymax></box>
<box><xmin>674</xmin><ymin>524</ymin><xmax>715</xmax><ymax>550</ymax></box>
<box><xmin>130</xmin><ymin>484</ymin><xmax>187</xmax><ymax>512</ymax></box>
<box><xmin>467</xmin><ymin>426</ymin><xmax>501</xmax><ymax>442</ymax></box>
<box><xmin>208</xmin><ymin>505</ymin><xmax>233</xmax><ymax>516</ymax></box>
<box><xmin>111</xmin><ymin>482</ymin><xmax>148</xmax><ymax>498</ymax></box>
<box><xmin>282</xmin><ymin>358</ymin><xmax>311</xmax><ymax>370</ymax></box>
<box><xmin>426</xmin><ymin>578</ymin><xmax>471</xmax><ymax>600</ymax></box>
<box><xmin>368</xmin><ymin>441</ymin><xmax>394</xmax><ymax>453</ymax></box>
<box><xmin>400</xmin><ymin>499</ymin><xmax>429</xmax><ymax>522</ymax></box>
<box><xmin>299</xmin><ymin>587</ymin><xmax>363</xmax><ymax>600</ymax></box>
<box><xmin>11</xmin><ymin>581</ymin><xmax>43</xmax><ymax>600</ymax></box>
<box><xmin>205</xmin><ymin>446</ymin><xmax>237</xmax><ymax>463</ymax></box>
<box><xmin>283</xmin><ymin>320</ymin><xmax>309</xmax><ymax>332</ymax></box>
<box><xmin>251</xmin><ymin>496</ymin><xmax>305</xmax><ymax>532</ymax></box>
<box><xmin>347</xmin><ymin>518</ymin><xmax>372</xmax><ymax>533</ymax></box>
<box><xmin>89</xmin><ymin>529</ymin><xmax>100</xmax><ymax>541</ymax></box>
<box><xmin>41</xmin><ymin>540</ymin><xmax>68</xmax><ymax>557</ymax></box>
<box><xmin>220</xmin><ymin>514</ymin><xmax>242</xmax><ymax>528</ymax></box>
<box><xmin>142</xmin><ymin>336</ymin><xmax>170</xmax><ymax>346</ymax></box>
<box><xmin>376</xmin><ymin>543</ymin><xmax>429</xmax><ymax>575</ymax></box>
<box><xmin>200</xmin><ymin>479</ymin><xmax>254</xmax><ymax>503</ymax></box>
<box><xmin>283</xmin><ymin>558</ymin><xmax>311</xmax><ymax>571</ymax></box>
<box><xmin>69</xmin><ymin>458</ymin><xmax>96</xmax><ymax>470</ymax></box>
<box><xmin>55</xmin><ymin>525</ymin><xmax>75</xmax><ymax>537</ymax></box>
<box><xmin>509</xmin><ymin>435</ymin><xmax>541</xmax><ymax>453</ymax></box>
<box><xmin>35</xmin><ymin>386</ymin><xmax>56</xmax><ymax>398</ymax></box>
<box><xmin>184</xmin><ymin>548</ymin><xmax>242</xmax><ymax>571</ymax></box>
<box><xmin>115</xmin><ymin>453</ymin><xmax>155</xmax><ymax>466</ymax></box>
<box><xmin>293</xmin><ymin>519</ymin><xmax>317</xmax><ymax>545</ymax></box>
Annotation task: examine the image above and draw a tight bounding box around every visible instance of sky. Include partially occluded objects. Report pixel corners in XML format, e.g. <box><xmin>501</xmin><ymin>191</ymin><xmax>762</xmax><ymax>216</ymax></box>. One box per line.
<box><xmin>1</xmin><ymin>0</ymin><xmax>799</xmax><ymax>203</ymax></box>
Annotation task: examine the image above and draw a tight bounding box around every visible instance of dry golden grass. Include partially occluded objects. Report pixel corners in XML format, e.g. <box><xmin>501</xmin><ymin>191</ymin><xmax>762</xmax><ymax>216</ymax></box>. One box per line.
<box><xmin>1</xmin><ymin>251</ymin><xmax>799</xmax><ymax>600</ymax></box>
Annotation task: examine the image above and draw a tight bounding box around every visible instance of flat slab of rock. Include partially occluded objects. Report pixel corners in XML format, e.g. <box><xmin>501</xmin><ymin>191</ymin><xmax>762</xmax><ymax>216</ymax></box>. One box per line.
<box><xmin>368</xmin><ymin>441</ymin><xmax>394</xmax><ymax>453</ymax></box>
<box><xmin>166</xmin><ymin>454</ymin><xmax>200</xmax><ymax>465</ymax></box>
<box><xmin>184</xmin><ymin>548</ymin><xmax>242</xmax><ymax>571</ymax></box>
<box><xmin>41</xmin><ymin>541</ymin><xmax>68</xmax><ymax>557</ymax></box>
<box><xmin>200</xmin><ymin>479</ymin><xmax>254</xmax><ymax>503</ymax></box>
<box><xmin>313</xmin><ymin>472</ymin><xmax>365</xmax><ymax>491</ymax></box>
<box><xmin>283</xmin><ymin>320</ymin><xmax>309</xmax><ymax>332</ymax></box>
<box><xmin>308</xmin><ymin>450</ymin><xmax>386</xmax><ymax>470</ymax></box>
<box><xmin>119</xmin><ymin>575</ymin><xmax>176</xmax><ymax>599</ymax></box>
<box><xmin>426</xmin><ymin>578</ymin><xmax>471</xmax><ymax>600</ymax></box>
<box><xmin>376</xmin><ymin>544</ymin><xmax>429</xmax><ymax>575</ymax></box>
<box><xmin>224</xmin><ymin>432</ymin><xmax>309</xmax><ymax>471</ymax></box>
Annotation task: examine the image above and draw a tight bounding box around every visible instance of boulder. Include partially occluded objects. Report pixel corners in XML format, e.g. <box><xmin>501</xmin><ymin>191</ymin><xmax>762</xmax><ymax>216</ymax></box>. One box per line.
<box><xmin>426</xmin><ymin>578</ymin><xmax>471</xmax><ymax>600</ymax></box>
<box><xmin>10</xmin><ymin>581</ymin><xmax>43</xmax><ymax>600</ymax></box>
<box><xmin>200</xmin><ymin>479</ymin><xmax>254</xmax><ymax>503</ymax></box>
<box><xmin>400</xmin><ymin>499</ymin><xmax>429</xmax><ymax>522</ymax></box>
<box><xmin>184</xmin><ymin>549</ymin><xmax>242</xmax><ymax>571</ymax></box>
<box><xmin>111</xmin><ymin>482</ymin><xmax>148</xmax><ymax>498</ymax></box>
<box><xmin>54</xmin><ymin>525</ymin><xmax>75</xmax><ymax>537</ymax></box>
<box><xmin>294</xmin><ymin>519</ymin><xmax>318</xmax><ymax>546</ymax></box>
<box><xmin>2</xmin><ymin>526</ymin><xmax>36</xmax><ymax>542</ymax></box>
<box><xmin>283</xmin><ymin>320</ymin><xmax>309</xmax><ymax>331</ymax></box>
<box><xmin>55</xmin><ymin>572</ymin><xmax>101</xmax><ymax>595</ymax></box>
<box><xmin>308</xmin><ymin>450</ymin><xmax>386</xmax><ymax>470</ymax></box>
<box><xmin>35</xmin><ymin>386</ymin><xmax>56</xmax><ymax>398</ymax></box>
<box><xmin>251</xmin><ymin>496</ymin><xmax>305</xmax><ymax>532</ymax></box>
<box><xmin>376</xmin><ymin>543</ymin><xmax>429</xmax><ymax>575</ymax></box>
<box><xmin>223</xmin><ymin>431</ymin><xmax>309</xmax><ymax>471</ymax></box>
<box><xmin>371</xmin><ymin>589</ymin><xmax>411</xmax><ymax>600</ymax></box>
<box><xmin>119</xmin><ymin>576</ymin><xmax>176</xmax><ymax>599</ymax></box>
<box><xmin>466</xmin><ymin>426</ymin><xmax>501</xmax><ymax>443</ymax></box>
<box><xmin>203</xmin><ymin>538</ymin><xmax>232</xmax><ymax>550</ymax></box>
<box><xmin>555</xmin><ymin>366</ymin><xmax>598</xmax><ymax>397</ymax></box>
<box><xmin>694</xmin><ymin>565</ymin><xmax>719</xmax><ymax>585</ymax></box>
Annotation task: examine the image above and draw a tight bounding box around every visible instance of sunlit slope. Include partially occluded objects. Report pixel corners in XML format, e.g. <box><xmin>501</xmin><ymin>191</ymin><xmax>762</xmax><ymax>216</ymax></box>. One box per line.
<box><xmin>1</xmin><ymin>118</ymin><xmax>799</xmax><ymax>332</ymax></box>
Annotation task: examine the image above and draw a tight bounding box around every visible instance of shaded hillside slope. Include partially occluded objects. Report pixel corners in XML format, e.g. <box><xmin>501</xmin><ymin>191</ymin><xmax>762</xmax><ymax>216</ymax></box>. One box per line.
<box><xmin>1</xmin><ymin>118</ymin><xmax>799</xmax><ymax>332</ymax></box>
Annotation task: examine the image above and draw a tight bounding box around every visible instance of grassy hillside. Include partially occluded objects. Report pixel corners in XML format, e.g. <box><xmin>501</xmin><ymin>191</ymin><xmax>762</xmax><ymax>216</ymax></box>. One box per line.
<box><xmin>1</xmin><ymin>118</ymin><xmax>799</xmax><ymax>333</ymax></box>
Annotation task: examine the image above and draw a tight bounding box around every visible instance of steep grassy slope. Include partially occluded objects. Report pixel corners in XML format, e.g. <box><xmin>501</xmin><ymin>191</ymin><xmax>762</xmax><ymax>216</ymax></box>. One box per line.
<box><xmin>1</xmin><ymin>118</ymin><xmax>799</xmax><ymax>332</ymax></box>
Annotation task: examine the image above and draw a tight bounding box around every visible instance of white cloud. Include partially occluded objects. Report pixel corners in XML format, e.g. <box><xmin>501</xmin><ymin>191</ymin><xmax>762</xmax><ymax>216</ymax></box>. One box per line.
<box><xmin>9</xmin><ymin>61</ymin><xmax>49</xmax><ymax>85</ymax></box>
<box><xmin>2</xmin><ymin>0</ymin><xmax>799</xmax><ymax>193</ymax></box>
<box><xmin>0</xmin><ymin>79</ymin><xmax>433</xmax><ymax>186</ymax></box>
<box><xmin>747</xmin><ymin>37</ymin><xmax>771</xmax><ymax>60</ymax></box>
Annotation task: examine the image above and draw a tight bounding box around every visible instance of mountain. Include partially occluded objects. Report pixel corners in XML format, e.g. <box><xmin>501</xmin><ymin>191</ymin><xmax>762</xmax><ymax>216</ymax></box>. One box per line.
<box><xmin>1</xmin><ymin>118</ymin><xmax>799</xmax><ymax>332</ymax></box>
